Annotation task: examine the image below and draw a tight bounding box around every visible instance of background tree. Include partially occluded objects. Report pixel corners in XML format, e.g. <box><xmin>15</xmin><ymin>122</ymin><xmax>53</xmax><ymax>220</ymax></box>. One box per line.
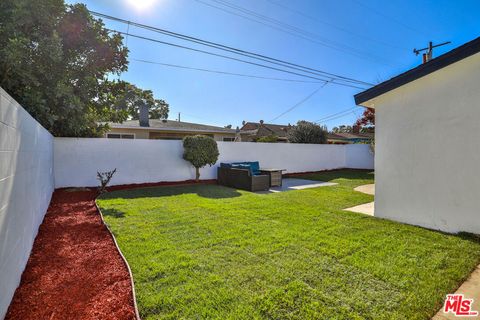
<box><xmin>332</xmin><ymin>125</ymin><xmax>353</xmax><ymax>133</ymax></box>
<box><xmin>288</xmin><ymin>121</ymin><xmax>328</xmax><ymax>144</ymax></box>
<box><xmin>0</xmin><ymin>0</ymin><xmax>134</xmax><ymax>136</ymax></box>
<box><xmin>183</xmin><ymin>135</ymin><xmax>219</xmax><ymax>182</ymax></box>
<box><xmin>98</xmin><ymin>81</ymin><xmax>169</xmax><ymax>121</ymax></box>
<box><xmin>355</xmin><ymin>107</ymin><xmax>375</xmax><ymax>153</ymax></box>
<box><xmin>355</xmin><ymin>108</ymin><xmax>375</xmax><ymax>132</ymax></box>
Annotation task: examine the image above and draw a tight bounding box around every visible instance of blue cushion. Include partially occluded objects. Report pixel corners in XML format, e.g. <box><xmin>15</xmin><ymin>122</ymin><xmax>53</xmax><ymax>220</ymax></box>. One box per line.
<box><xmin>226</xmin><ymin>161</ymin><xmax>262</xmax><ymax>175</ymax></box>
<box><xmin>249</xmin><ymin>161</ymin><xmax>260</xmax><ymax>175</ymax></box>
<box><xmin>231</xmin><ymin>163</ymin><xmax>253</xmax><ymax>175</ymax></box>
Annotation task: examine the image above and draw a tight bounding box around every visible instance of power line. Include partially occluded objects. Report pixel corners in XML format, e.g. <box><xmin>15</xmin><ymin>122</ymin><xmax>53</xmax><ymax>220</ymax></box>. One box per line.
<box><xmin>315</xmin><ymin>107</ymin><xmax>358</xmax><ymax>122</ymax></box>
<box><xmin>196</xmin><ymin>0</ymin><xmax>367</xmax><ymax>57</ymax></box>
<box><xmin>91</xmin><ymin>10</ymin><xmax>374</xmax><ymax>87</ymax></box>
<box><xmin>314</xmin><ymin>107</ymin><xmax>359</xmax><ymax>123</ymax></box>
<box><xmin>132</xmin><ymin>58</ymin><xmax>326</xmax><ymax>83</ymax></box>
<box><xmin>351</xmin><ymin>0</ymin><xmax>429</xmax><ymax>37</ymax></box>
<box><xmin>270</xmin><ymin>82</ymin><xmax>329</xmax><ymax>122</ymax></box>
<box><xmin>318</xmin><ymin>110</ymin><xmax>357</xmax><ymax>123</ymax></box>
<box><xmin>210</xmin><ymin>0</ymin><xmax>371</xmax><ymax>52</ymax></box>
<box><xmin>193</xmin><ymin>0</ymin><xmax>397</xmax><ymax>66</ymax></box>
<box><xmin>264</xmin><ymin>0</ymin><xmax>409</xmax><ymax>51</ymax></box>
<box><xmin>109</xmin><ymin>30</ymin><xmax>369</xmax><ymax>89</ymax></box>
<box><xmin>111</xmin><ymin>30</ymin><xmax>327</xmax><ymax>82</ymax></box>
<box><xmin>92</xmin><ymin>11</ymin><xmax>370</xmax><ymax>86</ymax></box>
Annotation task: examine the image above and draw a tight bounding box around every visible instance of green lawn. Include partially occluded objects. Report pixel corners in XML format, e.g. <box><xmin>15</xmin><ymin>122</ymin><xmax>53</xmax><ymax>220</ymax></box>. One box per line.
<box><xmin>97</xmin><ymin>170</ymin><xmax>480</xmax><ymax>319</ymax></box>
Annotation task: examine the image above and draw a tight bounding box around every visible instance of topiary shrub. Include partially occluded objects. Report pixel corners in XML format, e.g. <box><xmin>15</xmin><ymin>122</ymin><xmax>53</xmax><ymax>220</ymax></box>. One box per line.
<box><xmin>183</xmin><ymin>135</ymin><xmax>219</xmax><ymax>182</ymax></box>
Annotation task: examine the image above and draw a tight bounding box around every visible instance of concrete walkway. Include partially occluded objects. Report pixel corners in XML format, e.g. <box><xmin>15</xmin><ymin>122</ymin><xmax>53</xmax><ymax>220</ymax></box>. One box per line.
<box><xmin>257</xmin><ymin>178</ymin><xmax>337</xmax><ymax>194</ymax></box>
<box><xmin>432</xmin><ymin>265</ymin><xmax>480</xmax><ymax>319</ymax></box>
<box><xmin>343</xmin><ymin>184</ymin><xmax>375</xmax><ymax>216</ymax></box>
<box><xmin>354</xmin><ymin>184</ymin><xmax>375</xmax><ymax>195</ymax></box>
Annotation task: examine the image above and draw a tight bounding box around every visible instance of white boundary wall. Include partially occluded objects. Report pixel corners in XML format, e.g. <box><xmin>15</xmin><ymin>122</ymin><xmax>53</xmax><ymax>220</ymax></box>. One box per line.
<box><xmin>0</xmin><ymin>88</ymin><xmax>54</xmax><ymax>319</ymax></box>
<box><xmin>54</xmin><ymin>138</ymin><xmax>373</xmax><ymax>188</ymax></box>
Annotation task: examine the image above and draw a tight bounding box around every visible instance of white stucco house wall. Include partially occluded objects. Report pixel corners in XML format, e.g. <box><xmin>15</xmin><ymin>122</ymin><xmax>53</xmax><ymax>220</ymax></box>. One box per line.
<box><xmin>354</xmin><ymin>37</ymin><xmax>480</xmax><ymax>234</ymax></box>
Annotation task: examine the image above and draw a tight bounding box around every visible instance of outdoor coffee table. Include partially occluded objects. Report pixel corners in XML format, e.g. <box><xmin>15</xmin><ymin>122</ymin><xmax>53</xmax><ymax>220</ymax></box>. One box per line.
<box><xmin>260</xmin><ymin>169</ymin><xmax>286</xmax><ymax>187</ymax></box>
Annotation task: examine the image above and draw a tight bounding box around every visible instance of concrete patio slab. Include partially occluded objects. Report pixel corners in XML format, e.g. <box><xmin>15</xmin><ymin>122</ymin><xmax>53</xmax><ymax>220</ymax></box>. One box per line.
<box><xmin>344</xmin><ymin>202</ymin><xmax>375</xmax><ymax>216</ymax></box>
<box><xmin>432</xmin><ymin>264</ymin><xmax>480</xmax><ymax>319</ymax></box>
<box><xmin>257</xmin><ymin>178</ymin><xmax>337</xmax><ymax>194</ymax></box>
<box><xmin>354</xmin><ymin>184</ymin><xmax>375</xmax><ymax>195</ymax></box>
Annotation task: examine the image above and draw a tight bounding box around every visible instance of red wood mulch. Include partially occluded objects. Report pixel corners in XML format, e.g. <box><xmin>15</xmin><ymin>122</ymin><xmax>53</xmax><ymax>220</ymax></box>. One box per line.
<box><xmin>5</xmin><ymin>179</ymin><xmax>216</xmax><ymax>320</ymax></box>
<box><xmin>5</xmin><ymin>189</ymin><xmax>136</xmax><ymax>320</ymax></box>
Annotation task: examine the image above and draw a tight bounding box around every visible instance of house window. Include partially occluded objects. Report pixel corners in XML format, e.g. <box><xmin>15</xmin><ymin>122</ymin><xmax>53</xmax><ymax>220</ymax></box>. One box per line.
<box><xmin>223</xmin><ymin>137</ymin><xmax>235</xmax><ymax>142</ymax></box>
<box><xmin>107</xmin><ymin>133</ymin><xmax>135</xmax><ymax>139</ymax></box>
<box><xmin>152</xmin><ymin>137</ymin><xmax>183</xmax><ymax>140</ymax></box>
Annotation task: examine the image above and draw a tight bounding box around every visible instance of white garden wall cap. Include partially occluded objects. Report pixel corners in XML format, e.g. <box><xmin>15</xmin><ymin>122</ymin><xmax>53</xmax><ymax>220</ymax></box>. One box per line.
<box><xmin>354</xmin><ymin>36</ymin><xmax>480</xmax><ymax>107</ymax></box>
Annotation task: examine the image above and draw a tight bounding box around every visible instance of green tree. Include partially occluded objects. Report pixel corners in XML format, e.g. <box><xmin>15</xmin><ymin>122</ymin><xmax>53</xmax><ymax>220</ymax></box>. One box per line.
<box><xmin>99</xmin><ymin>80</ymin><xmax>169</xmax><ymax>121</ymax></box>
<box><xmin>183</xmin><ymin>135</ymin><xmax>219</xmax><ymax>182</ymax></box>
<box><xmin>332</xmin><ymin>125</ymin><xmax>353</xmax><ymax>133</ymax></box>
<box><xmin>288</xmin><ymin>121</ymin><xmax>328</xmax><ymax>144</ymax></box>
<box><xmin>0</xmin><ymin>0</ymin><xmax>129</xmax><ymax>136</ymax></box>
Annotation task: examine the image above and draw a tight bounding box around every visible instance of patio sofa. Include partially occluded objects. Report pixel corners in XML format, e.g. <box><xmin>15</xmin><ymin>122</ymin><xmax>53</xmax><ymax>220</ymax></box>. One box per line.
<box><xmin>217</xmin><ymin>162</ymin><xmax>270</xmax><ymax>192</ymax></box>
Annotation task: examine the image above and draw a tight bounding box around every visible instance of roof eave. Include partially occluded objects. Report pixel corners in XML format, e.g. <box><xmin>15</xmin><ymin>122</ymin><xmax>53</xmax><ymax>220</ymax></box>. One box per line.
<box><xmin>354</xmin><ymin>37</ymin><xmax>480</xmax><ymax>106</ymax></box>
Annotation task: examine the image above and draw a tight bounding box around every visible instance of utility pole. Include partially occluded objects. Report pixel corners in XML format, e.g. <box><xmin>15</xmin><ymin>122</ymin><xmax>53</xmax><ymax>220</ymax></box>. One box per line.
<box><xmin>413</xmin><ymin>41</ymin><xmax>451</xmax><ymax>63</ymax></box>
<box><xmin>178</xmin><ymin>112</ymin><xmax>181</xmax><ymax>122</ymax></box>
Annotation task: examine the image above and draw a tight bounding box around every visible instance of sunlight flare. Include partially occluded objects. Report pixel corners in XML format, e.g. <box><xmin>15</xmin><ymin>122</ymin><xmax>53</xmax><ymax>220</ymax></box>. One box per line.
<box><xmin>126</xmin><ymin>0</ymin><xmax>157</xmax><ymax>10</ymax></box>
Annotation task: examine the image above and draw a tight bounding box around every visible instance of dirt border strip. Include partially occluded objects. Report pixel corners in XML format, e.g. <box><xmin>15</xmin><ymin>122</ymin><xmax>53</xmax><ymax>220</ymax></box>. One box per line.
<box><xmin>94</xmin><ymin>200</ymin><xmax>141</xmax><ymax>320</ymax></box>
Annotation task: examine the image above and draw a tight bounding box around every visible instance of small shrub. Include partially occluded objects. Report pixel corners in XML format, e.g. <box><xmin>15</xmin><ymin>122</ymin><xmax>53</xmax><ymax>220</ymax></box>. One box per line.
<box><xmin>183</xmin><ymin>135</ymin><xmax>219</xmax><ymax>182</ymax></box>
<box><xmin>97</xmin><ymin>168</ymin><xmax>117</xmax><ymax>193</ymax></box>
<box><xmin>256</xmin><ymin>135</ymin><xmax>278</xmax><ymax>143</ymax></box>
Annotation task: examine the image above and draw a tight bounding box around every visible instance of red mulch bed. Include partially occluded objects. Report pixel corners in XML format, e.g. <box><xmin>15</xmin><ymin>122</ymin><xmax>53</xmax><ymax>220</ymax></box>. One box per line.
<box><xmin>5</xmin><ymin>189</ymin><xmax>136</xmax><ymax>320</ymax></box>
<box><xmin>5</xmin><ymin>180</ymin><xmax>217</xmax><ymax>320</ymax></box>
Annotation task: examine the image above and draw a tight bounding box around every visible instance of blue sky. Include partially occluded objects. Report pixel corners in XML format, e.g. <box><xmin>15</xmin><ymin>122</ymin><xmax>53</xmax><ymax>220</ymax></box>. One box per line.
<box><xmin>68</xmin><ymin>0</ymin><xmax>480</xmax><ymax>129</ymax></box>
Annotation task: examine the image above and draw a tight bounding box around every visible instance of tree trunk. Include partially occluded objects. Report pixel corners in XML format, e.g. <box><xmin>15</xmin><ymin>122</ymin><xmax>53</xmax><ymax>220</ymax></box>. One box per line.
<box><xmin>195</xmin><ymin>167</ymin><xmax>200</xmax><ymax>182</ymax></box>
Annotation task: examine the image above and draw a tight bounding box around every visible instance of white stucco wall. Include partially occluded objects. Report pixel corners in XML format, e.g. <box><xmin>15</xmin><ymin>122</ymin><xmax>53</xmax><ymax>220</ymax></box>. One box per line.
<box><xmin>372</xmin><ymin>52</ymin><xmax>480</xmax><ymax>234</ymax></box>
<box><xmin>53</xmin><ymin>139</ymin><xmax>373</xmax><ymax>188</ymax></box>
<box><xmin>0</xmin><ymin>88</ymin><xmax>54</xmax><ymax>319</ymax></box>
<box><xmin>345</xmin><ymin>144</ymin><xmax>375</xmax><ymax>169</ymax></box>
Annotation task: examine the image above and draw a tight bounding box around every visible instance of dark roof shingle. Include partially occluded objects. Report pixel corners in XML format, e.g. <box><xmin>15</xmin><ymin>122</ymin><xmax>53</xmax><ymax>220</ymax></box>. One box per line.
<box><xmin>107</xmin><ymin>119</ymin><xmax>237</xmax><ymax>133</ymax></box>
<box><xmin>240</xmin><ymin>122</ymin><xmax>291</xmax><ymax>137</ymax></box>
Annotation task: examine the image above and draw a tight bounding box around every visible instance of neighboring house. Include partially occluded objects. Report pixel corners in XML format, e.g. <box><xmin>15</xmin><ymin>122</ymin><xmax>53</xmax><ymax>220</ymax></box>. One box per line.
<box><xmin>327</xmin><ymin>132</ymin><xmax>373</xmax><ymax>144</ymax></box>
<box><xmin>104</xmin><ymin>105</ymin><xmax>238</xmax><ymax>141</ymax></box>
<box><xmin>240</xmin><ymin>120</ymin><xmax>373</xmax><ymax>144</ymax></box>
<box><xmin>354</xmin><ymin>36</ymin><xmax>480</xmax><ymax>234</ymax></box>
<box><xmin>327</xmin><ymin>126</ymin><xmax>373</xmax><ymax>144</ymax></box>
<box><xmin>240</xmin><ymin>120</ymin><xmax>291</xmax><ymax>142</ymax></box>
